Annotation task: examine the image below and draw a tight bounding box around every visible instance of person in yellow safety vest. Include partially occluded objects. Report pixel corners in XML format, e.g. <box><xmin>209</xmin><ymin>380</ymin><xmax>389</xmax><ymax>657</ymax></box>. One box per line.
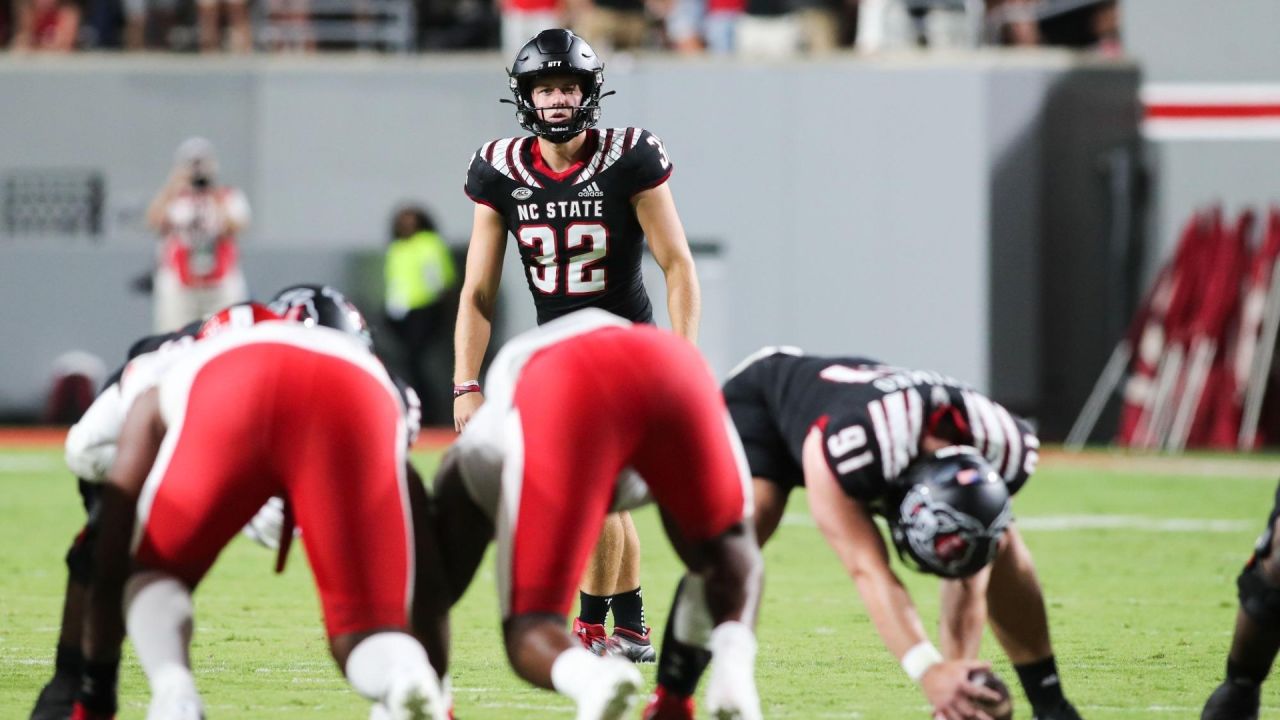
<box><xmin>384</xmin><ymin>204</ymin><xmax>458</xmax><ymax>425</ymax></box>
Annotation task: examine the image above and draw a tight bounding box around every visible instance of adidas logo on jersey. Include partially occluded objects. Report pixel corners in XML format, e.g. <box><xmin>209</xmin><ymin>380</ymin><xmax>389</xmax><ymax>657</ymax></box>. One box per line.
<box><xmin>578</xmin><ymin>182</ymin><xmax>604</xmax><ymax>198</ymax></box>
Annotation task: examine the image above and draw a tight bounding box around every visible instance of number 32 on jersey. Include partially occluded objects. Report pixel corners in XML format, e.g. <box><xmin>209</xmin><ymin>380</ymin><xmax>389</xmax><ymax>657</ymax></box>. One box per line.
<box><xmin>517</xmin><ymin>223</ymin><xmax>609</xmax><ymax>295</ymax></box>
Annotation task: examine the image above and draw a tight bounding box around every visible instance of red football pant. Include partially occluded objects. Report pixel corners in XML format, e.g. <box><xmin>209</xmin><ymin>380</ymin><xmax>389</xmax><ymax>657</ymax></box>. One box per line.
<box><xmin>133</xmin><ymin>343</ymin><xmax>413</xmax><ymax>638</ymax></box>
<box><xmin>501</xmin><ymin>325</ymin><xmax>749</xmax><ymax>618</ymax></box>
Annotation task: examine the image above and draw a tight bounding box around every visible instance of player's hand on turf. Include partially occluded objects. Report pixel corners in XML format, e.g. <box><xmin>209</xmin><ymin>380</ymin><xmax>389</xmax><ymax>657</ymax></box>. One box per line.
<box><xmin>921</xmin><ymin>660</ymin><xmax>1002</xmax><ymax>720</ymax></box>
<box><xmin>454</xmin><ymin>391</ymin><xmax>484</xmax><ymax>432</ymax></box>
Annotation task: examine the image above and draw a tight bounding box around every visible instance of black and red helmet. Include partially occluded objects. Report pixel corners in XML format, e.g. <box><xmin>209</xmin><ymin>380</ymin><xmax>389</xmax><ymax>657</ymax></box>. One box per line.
<box><xmin>888</xmin><ymin>446</ymin><xmax>1012</xmax><ymax>579</ymax></box>
<box><xmin>268</xmin><ymin>284</ymin><xmax>372</xmax><ymax>348</ymax></box>
<box><xmin>505</xmin><ymin>29</ymin><xmax>608</xmax><ymax>143</ymax></box>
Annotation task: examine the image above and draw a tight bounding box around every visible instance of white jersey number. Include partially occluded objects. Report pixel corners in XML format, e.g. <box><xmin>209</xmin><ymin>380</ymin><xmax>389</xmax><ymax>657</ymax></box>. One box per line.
<box><xmin>517</xmin><ymin>224</ymin><xmax>609</xmax><ymax>295</ymax></box>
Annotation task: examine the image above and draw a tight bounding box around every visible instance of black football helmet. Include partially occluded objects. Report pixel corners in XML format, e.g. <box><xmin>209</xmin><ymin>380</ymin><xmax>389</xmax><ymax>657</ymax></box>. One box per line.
<box><xmin>268</xmin><ymin>284</ymin><xmax>372</xmax><ymax>348</ymax></box>
<box><xmin>887</xmin><ymin>446</ymin><xmax>1012</xmax><ymax>579</ymax></box>
<box><xmin>504</xmin><ymin>29</ymin><xmax>610</xmax><ymax>143</ymax></box>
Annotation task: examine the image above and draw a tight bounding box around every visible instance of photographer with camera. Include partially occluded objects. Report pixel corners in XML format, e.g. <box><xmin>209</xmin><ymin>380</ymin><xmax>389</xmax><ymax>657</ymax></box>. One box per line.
<box><xmin>145</xmin><ymin>137</ymin><xmax>251</xmax><ymax>333</ymax></box>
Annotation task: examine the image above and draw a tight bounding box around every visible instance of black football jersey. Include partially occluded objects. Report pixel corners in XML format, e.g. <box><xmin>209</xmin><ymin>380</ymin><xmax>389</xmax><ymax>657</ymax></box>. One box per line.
<box><xmin>723</xmin><ymin>349</ymin><xmax>1039</xmax><ymax>512</ymax></box>
<box><xmin>464</xmin><ymin>127</ymin><xmax>674</xmax><ymax>325</ymax></box>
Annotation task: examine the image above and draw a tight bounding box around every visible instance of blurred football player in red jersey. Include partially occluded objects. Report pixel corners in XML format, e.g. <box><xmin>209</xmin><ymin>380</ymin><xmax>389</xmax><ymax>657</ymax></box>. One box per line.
<box><xmin>70</xmin><ymin>292</ymin><xmax>447</xmax><ymax>720</ymax></box>
<box><xmin>30</xmin><ymin>304</ymin><xmax>272</xmax><ymax>720</ymax></box>
<box><xmin>648</xmin><ymin>348</ymin><xmax>1083</xmax><ymax>720</ymax></box>
<box><xmin>454</xmin><ymin>27</ymin><xmax>701</xmax><ymax>664</ymax></box>
<box><xmin>434</xmin><ymin>309</ymin><xmax>763</xmax><ymax>720</ymax></box>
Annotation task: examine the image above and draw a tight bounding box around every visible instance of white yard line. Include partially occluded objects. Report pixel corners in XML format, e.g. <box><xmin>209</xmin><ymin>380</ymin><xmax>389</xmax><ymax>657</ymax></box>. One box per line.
<box><xmin>0</xmin><ymin>454</ymin><xmax>60</xmax><ymax>472</ymax></box>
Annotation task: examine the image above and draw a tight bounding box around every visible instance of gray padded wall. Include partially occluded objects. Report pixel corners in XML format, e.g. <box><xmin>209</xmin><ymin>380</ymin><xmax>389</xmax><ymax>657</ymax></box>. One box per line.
<box><xmin>0</xmin><ymin>54</ymin><xmax>1138</xmax><ymax>430</ymax></box>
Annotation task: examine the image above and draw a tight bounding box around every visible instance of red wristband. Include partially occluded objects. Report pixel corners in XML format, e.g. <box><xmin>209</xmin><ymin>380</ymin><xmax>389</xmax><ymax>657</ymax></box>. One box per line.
<box><xmin>453</xmin><ymin>382</ymin><xmax>481</xmax><ymax>398</ymax></box>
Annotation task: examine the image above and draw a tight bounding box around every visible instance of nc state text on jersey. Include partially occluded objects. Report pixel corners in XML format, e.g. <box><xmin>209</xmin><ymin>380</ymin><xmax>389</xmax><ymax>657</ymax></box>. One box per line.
<box><xmin>515</xmin><ymin>200</ymin><xmax>605</xmax><ymax>221</ymax></box>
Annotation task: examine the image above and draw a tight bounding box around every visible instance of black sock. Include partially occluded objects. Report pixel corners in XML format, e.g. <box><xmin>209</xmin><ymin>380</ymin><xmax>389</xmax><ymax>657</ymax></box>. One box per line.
<box><xmin>1227</xmin><ymin>656</ymin><xmax>1270</xmax><ymax>687</ymax></box>
<box><xmin>78</xmin><ymin>658</ymin><xmax>119</xmax><ymax>715</ymax></box>
<box><xmin>655</xmin><ymin>579</ymin><xmax>712</xmax><ymax>697</ymax></box>
<box><xmin>54</xmin><ymin>642</ymin><xmax>83</xmax><ymax>677</ymax></box>
<box><xmin>610</xmin><ymin>586</ymin><xmax>646</xmax><ymax>635</ymax></box>
<box><xmin>578</xmin><ymin>591</ymin><xmax>610</xmax><ymax>625</ymax></box>
<box><xmin>1015</xmin><ymin>655</ymin><xmax>1066</xmax><ymax>713</ymax></box>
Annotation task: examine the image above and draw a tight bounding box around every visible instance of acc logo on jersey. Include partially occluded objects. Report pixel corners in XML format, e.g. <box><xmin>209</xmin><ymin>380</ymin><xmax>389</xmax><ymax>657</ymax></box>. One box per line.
<box><xmin>511</xmin><ymin>187</ymin><xmax>534</xmax><ymax>200</ymax></box>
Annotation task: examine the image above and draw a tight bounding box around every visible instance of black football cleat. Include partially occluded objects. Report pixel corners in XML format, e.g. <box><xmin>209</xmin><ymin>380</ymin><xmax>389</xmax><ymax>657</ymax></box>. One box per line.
<box><xmin>30</xmin><ymin>673</ymin><xmax>77</xmax><ymax>720</ymax></box>
<box><xmin>1033</xmin><ymin>699</ymin><xmax>1085</xmax><ymax>720</ymax></box>
<box><xmin>1201</xmin><ymin>680</ymin><xmax>1260</xmax><ymax>720</ymax></box>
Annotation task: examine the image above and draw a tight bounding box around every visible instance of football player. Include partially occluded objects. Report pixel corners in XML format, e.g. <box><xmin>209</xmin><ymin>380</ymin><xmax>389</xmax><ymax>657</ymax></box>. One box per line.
<box><xmin>433</xmin><ymin>309</ymin><xmax>763</xmax><ymax>720</ymax></box>
<box><xmin>73</xmin><ymin>305</ymin><xmax>448</xmax><ymax>720</ymax></box>
<box><xmin>647</xmin><ymin>348</ymin><xmax>1084</xmax><ymax>720</ymax></box>
<box><xmin>1201</xmin><ymin>482</ymin><xmax>1280</xmax><ymax>720</ymax></box>
<box><xmin>29</xmin><ymin>316</ymin><xmax>207</xmax><ymax>720</ymax></box>
<box><xmin>453</xmin><ymin>28</ymin><xmax>701</xmax><ymax>662</ymax></box>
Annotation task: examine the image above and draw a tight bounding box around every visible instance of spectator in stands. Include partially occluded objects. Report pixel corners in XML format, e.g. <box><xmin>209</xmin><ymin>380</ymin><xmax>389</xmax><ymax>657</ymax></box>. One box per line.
<box><xmin>569</xmin><ymin>0</ymin><xmax>648</xmax><ymax>52</ymax></box>
<box><xmin>146</xmin><ymin>137</ymin><xmax>251</xmax><ymax>333</ymax></box>
<box><xmin>121</xmin><ymin>0</ymin><xmax>175</xmax><ymax>49</ymax></box>
<box><xmin>662</xmin><ymin>0</ymin><xmax>741</xmax><ymax>54</ymax></box>
<box><xmin>735</xmin><ymin>0</ymin><xmax>798</xmax><ymax>58</ymax></box>
<box><xmin>792</xmin><ymin>0</ymin><xmax>838</xmax><ymax>52</ymax></box>
<box><xmin>986</xmin><ymin>0</ymin><xmax>1039</xmax><ymax>46</ymax></box>
<box><xmin>197</xmin><ymin>0</ymin><xmax>252</xmax><ymax>51</ymax></box>
<box><xmin>857</xmin><ymin>0</ymin><xmax>971</xmax><ymax>51</ymax></box>
<box><xmin>263</xmin><ymin>0</ymin><xmax>315</xmax><ymax>51</ymax></box>
<box><xmin>10</xmin><ymin>0</ymin><xmax>81</xmax><ymax>51</ymax></box>
<box><xmin>500</xmin><ymin>0</ymin><xmax>561</xmax><ymax>58</ymax></box>
<box><xmin>383</xmin><ymin>203</ymin><xmax>458</xmax><ymax>425</ymax></box>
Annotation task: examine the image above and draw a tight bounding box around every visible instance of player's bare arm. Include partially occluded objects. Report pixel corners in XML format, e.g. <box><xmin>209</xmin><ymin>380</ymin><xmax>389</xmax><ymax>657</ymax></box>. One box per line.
<box><xmin>78</xmin><ymin>387</ymin><xmax>164</xmax><ymax>718</ymax></box>
<box><xmin>940</xmin><ymin>564</ymin><xmax>993</xmax><ymax>661</ymax></box>
<box><xmin>635</xmin><ymin>181</ymin><xmax>700</xmax><ymax>343</ymax></box>
<box><xmin>453</xmin><ymin>202</ymin><xmax>508</xmax><ymax>431</ymax></box>
<box><xmin>802</xmin><ymin>427</ymin><xmax>999</xmax><ymax>719</ymax></box>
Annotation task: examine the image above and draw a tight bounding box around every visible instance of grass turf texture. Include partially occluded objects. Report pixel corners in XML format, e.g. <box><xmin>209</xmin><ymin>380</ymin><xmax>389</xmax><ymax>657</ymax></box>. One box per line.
<box><xmin>3</xmin><ymin>446</ymin><xmax>1280</xmax><ymax>718</ymax></box>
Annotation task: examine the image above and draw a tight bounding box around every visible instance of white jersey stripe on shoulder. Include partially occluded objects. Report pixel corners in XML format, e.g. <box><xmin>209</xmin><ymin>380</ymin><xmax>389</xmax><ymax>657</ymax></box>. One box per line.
<box><xmin>906</xmin><ymin>388</ymin><xmax>924</xmax><ymax>465</ymax></box>
<box><xmin>599</xmin><ymin>128</ymin><xmax>628</xmax><ymax>174</ymax></box>
<box><xmin>492</xmin><ymin>138</ymin><xmax>514</xmax><ymax>180</ymax></box>
<box><xmin>482</xmin><ymin>140</ymin><xmax>498</xmax><ymax>164</ymax></box>
<box><xmin>509</xmin><ymin>137</ymin><xmax>541</xmax><ymax>187</ymax></box>
<box><xmin>503</xmin><ymin>138</ymin><xmax>521</xmax><ymax>182</ymax></box>
<box><xmin>591</xmin><ymin>128</ymin><xmax>616</xmax><ymax>179</ymax></box>
<box><xmin>623</xmin><ymin>127</ymin><xmax>637</xmax><ymax>152</ymax></box>
<box><xmin>868</xmin><ymin>400</ymin><xmax>897</xmax><ymax>478</ymax></box>
<box><xmin>882</xmin><ymin>389</ymin><xmax>922</xmax><ymax>477</ymax></box>
<box><xmin>966</xmin><ymin>392</ymin><xmax>1006</xmax><ymax>475</ymax></box>
<box><xmin>993</xmin><ymin>404</ymin><xmax>1023</xmax><ymax>482</ymax></box>
<box><xmin>961</xmin><ymin>391</ymin><xmax>988</xmax><ymax>457</ymax></box>
<box><xmin>573</xmin><ymin>129</ymin><xmax>606</xmax><ymax>184</ymax></box>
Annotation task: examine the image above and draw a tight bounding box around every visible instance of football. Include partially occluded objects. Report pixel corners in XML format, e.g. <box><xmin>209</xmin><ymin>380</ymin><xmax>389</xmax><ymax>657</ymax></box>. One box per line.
<box><xmin>968</xmin><ymin>669</ymin><xmax>1013</xmax><ymax>720</ymax></box>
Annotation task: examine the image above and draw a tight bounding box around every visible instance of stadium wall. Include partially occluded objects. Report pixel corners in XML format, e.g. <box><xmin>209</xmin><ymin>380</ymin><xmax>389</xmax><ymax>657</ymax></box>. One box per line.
<box><xmin>1123</xmin><ymin>0</ymin><xmax>1280</xmax><ymax>279</ymax></box>
<box><xmin>0</xmin><ymin>54</ymin><xmax>1139</xmax><ymax>434</ymax></box>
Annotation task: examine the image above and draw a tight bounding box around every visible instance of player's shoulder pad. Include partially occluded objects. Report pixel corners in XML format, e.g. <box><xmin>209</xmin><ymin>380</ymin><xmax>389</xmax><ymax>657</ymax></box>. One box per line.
<box><xmin>470</xmin><ymin>136</ymin><xmax>542</xmax><ymax>186</ymax></box>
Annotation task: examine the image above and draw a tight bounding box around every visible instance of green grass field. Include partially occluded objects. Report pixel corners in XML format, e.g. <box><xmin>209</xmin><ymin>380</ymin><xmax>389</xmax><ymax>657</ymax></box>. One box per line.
<box><xmin>4</xmin><ymin>445</ymin><xmax>1280</xmax><ymax>719</ymax></box>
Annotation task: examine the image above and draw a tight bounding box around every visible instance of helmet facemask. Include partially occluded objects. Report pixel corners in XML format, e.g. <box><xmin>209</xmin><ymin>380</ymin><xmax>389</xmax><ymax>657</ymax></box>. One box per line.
<box><xmin>508</xmin><ymin>68</ymin><xmax>605</xmax><ymax>143</ymax></box>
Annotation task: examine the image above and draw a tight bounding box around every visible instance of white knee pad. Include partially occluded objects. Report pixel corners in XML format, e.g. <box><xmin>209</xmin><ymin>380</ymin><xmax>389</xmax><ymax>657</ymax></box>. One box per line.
<box><xmin>125</xmin><ymin>570</ymin><xmax>196</xmax><ymax>687</ymax></box>
<box><xmin>671</xmin><ymin>573</ymin><xmax>714</xmax><ymax>649</ymax></box>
